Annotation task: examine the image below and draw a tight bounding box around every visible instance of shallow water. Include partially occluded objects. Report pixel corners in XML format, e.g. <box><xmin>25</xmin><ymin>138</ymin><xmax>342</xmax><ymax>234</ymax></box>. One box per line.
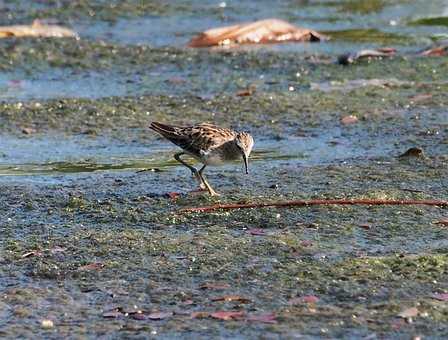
<box><xmin>0</xmin><ymin>122</ymin><xmax>396</xmax><ymax>179</ymax></box>
<box><xmin>1</xmin><ymin>1</ymin><xmax>448</xmax><ymax>339</ymax></box>
<box><xmin>0</xmin><ymin>0</ymin><xmax>448</xmax><ymax>101</ymax></box>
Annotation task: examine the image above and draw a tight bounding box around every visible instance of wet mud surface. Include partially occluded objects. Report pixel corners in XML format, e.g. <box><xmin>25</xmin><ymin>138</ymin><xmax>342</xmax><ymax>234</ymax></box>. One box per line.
<box><xmin>1</xmin><ymin>0</ymin><xmax>448</xmax><ymax>338</ymax></box>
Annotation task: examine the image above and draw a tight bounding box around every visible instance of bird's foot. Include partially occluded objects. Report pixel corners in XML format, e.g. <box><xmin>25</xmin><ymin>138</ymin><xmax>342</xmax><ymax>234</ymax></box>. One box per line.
<box><xmin>207</xmin><ymin>189</ymin><xmax>221</xmax><ymax>197</ymax></box>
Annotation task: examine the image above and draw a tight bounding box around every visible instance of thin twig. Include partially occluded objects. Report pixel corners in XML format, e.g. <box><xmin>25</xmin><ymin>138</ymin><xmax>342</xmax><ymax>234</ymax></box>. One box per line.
<box><xmin>180</xmin><ymin>199</ymin><xmax>448</xmax><ymax>213</ymax></box>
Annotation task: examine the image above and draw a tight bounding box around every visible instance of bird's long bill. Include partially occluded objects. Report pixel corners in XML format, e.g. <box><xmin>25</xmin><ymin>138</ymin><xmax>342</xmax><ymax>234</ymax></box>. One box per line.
<box><xmin>243</xmin><ymin>154</ymin><xmax>249</xmax><ymax>174</ymax></box>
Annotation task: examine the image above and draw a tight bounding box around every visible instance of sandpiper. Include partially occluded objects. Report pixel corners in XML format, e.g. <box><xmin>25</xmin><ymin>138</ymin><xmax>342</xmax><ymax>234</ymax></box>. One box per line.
<box><xmin>150</xmin><ymin>122</ymin><xmax>254</xmax><ymax>196</ymax></box>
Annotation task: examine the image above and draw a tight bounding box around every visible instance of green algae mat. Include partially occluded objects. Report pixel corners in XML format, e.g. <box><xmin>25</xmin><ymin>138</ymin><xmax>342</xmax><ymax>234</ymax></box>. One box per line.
<box><xmin>1</xmin><ymin>0</ymin><xmax>448</xmax><ymax>338</ymax></box>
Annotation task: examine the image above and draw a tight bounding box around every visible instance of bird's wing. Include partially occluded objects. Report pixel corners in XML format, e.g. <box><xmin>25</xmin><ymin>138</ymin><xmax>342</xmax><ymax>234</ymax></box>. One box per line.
<box><xmin>185</xmin><ymin>123</ymin><xmax>236</xmax><ymax>154</ymax></box>
<box><xmin>150</xmin><ymin>122</ymin><xmax>235</xmax><ymax>155</ymax></box>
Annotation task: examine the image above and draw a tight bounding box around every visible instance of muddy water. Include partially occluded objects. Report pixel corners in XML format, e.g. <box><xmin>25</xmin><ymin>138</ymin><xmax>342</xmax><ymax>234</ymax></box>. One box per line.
<box><xmin>1</xmin><ymin>0</ymin><xmax>448</xmax><ymax>339</ymax></box>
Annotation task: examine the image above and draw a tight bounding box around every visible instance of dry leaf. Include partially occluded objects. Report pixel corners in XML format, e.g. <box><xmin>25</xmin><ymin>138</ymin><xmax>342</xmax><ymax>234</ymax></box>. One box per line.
<box><xmin>288</xmin><ymin>295</ymin><xmax>319</xmax><ymax>305</ymax></box>
<box><xmin>21</xmin><ymin>127</ymin><xmax>36</xmax><ymax>135</ymax></box>
<box><xmin>248</xmin><ymin>228</ymin><xmax>266</xmax><ymax>236</ymax></box>
<box><xmin>210</xmin><ymin>311</ymin><xmax>245</xmax><ymax>321</ymax></box>
<box><xmin>435</xmin><ymin>219</ymin><xmax>448</xmax><ymax>226</ymax></box>
<box><xmin>247</xmin><ymin>313</ymin><xmax>277</xmax><ymax>324</ymax></box>
<box><xmin>199</xmin><ymin>282</ymin><xmax>230</xmax><ymax>290</ymax></box>
<box><xmin>409</xmin><ymin>93</ymin><xmax>432</xmax><ymax>103</ymax></box>
<box><xmin>338</xmin><ymin>47</ymin><xmax>396</xmax><ymax>65</ymax></box>
<box><xmin>211</xmin><ymin>295</ymin><xmax>251</xmax><ymax>303</ymax></box>
<box><xmin>102</xmin><ymin>310</ymin><xmax>122</xmax><ymax>318</ymax></box>
<box><xmin>236</xmin><ymin>85</ymin><xmax>256</xmax><ymax>97</ymax></box>
<box><xmin>0</xmin><ymin>20</ymin><xmax>77</xmax><ymax>39</ymax></box>
<box><xmin>341</xmin><ymin>115</ymin><xmax>359</xmax><ymax>125</ymax></box>
<box><xmin>191</xmin><ymin>311</ymin><xmax>210</xmax><ymax>319</ymax></box>
<box><xmin>166</xmin><ymin>192</ymin><xmax>181</xmax><ymax>200</ymax></box>
<box><xmin>78</xmin><ymin>262</ymin><xmax>104</xmax><ymax>271</ymax></box>
<box><xmin>432</xmin><ymin>293</ymin><xmax>448</xmax><ymax>301</ymax></box>
<box><xmin>420</xmin><ymin>44</ymin><xmax>448</xmax><ymax>57</ymax></box>
<box><xmin>21</xmin><ymin>250</ymin><xmax>43</xmax><ymax>258</ymax></box>
<box><xmin>398</xmin><ymin>147</ymin><xmax>424</xmax><ymax>158</ymax></box>
<box><xmin>147</xmin><ymin>311</ymin><xmax>173</xmax><ymax>320</ymax></box>
<box><xmin>132</xmin><ymin>313</ymin><xmax>147</xmax><ymax>320</ymax></box>
<box><xmin>398</xmin><ymin>307</ymin><xmax>418</xmax><ymax>318</ymax></box>
<box><xmin>189</xmin><ymin>18</ymin><xmax>328</xmax><ymax>47</ymax></box>
<box><xmin>358</xmin><ymin>224</ymin><xmax>371</xmax><ymax>230</ymax></box>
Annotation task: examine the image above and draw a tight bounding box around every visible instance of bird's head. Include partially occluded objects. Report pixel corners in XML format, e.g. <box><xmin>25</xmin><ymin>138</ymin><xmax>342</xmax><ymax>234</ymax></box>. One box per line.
<box><xmin>235</xmin><ymin>132</ymin><xmax>254</xmax><ymax>174</ymax></box>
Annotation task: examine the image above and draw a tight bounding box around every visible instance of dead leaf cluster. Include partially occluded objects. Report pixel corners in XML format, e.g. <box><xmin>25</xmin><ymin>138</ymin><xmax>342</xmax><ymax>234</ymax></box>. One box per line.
<box><xmin>0</xmin><ymin>20</ymin><xmax>77</xmax><ymax>39</ymax></box>
<box><xmin>189</xmin><ymin>19</ymin><xmax>328</xmax><ymax>47</ymax></box>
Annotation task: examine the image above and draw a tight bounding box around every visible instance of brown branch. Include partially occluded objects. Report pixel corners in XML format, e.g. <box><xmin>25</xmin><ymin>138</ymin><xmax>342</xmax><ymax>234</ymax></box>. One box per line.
<box><xmin>180</xmin><ymin>199</ymin><xmax>448</xmax><ymax>213</ymax></box>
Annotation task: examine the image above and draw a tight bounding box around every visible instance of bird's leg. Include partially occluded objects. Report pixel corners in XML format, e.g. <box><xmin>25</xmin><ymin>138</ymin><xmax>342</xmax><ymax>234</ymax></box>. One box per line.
<box><xmin>198</xmin><ymin>165</ymin><xmax>220</xmax><ymax>197</ymax></box>
<box><xmin>174</xmin><ymin>152</ymin><xmax>205</xmax><ymax>189</ymax></box>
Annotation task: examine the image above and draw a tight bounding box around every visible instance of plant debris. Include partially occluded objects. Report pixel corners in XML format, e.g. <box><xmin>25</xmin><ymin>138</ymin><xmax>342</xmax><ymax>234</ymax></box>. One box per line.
<box><xmin>338</xmin><ymin>47</ymin><xmax>396</xmax><ymax>65</ymax></box>
<box><xmin>210</xmin><ymin>311</ymin><xmax>245</xmax><ymax>321</ymax></box>
<box><xmin>199</xmin><ymin>282</ymin><xmax>231</xmax><ymax>290</ymax></box>
<box><xmin>398</xmin><ymin>147</ymin><xmax>424</xmax><ymax>158</ymax></box>
<box><xmin>78</xmin><ymin>262</ymin><xmax>104</xmax><ymax>271</ymax></box>
<box><xmin>0</xmin><ymin>20</ymin><xmax>77</xmax><ymax>39</ymax></box>
<box><xmin>247</xmin><ymin>313</ymin><xmax>278</xmax><ymax>324</ymax></box>
<box><xmin>188</xmin><ymin>19</ymin><xmax>328</xmax><ymax>47</ymax></box>
<box><xmin>180</xmin><ymin>199</ymin><xmax>448</xmax><ymax>213</ymax></box>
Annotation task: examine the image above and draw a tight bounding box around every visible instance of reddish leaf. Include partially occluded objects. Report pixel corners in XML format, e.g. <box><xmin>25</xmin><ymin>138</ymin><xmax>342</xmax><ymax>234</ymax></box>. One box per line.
<box><xmin>300</xmin><ymin>240</ymin><xmax>313</xmax><ymax>247</ymax></box>
<box><xmin>8</xmin><ymin>79</ymin><xmax>22</xmax><ymax>88</ymax></box>
<box><xmin>420</xmin><ymin>44</ymin><xmax>448</xmax><ymax>56</ymax></box>
<box><xmin>247</xmin><ymin>313</ymin><xmax>277</xmax><ymax>324</ymax></box>
<box><xmin>166</xmin><ymin>192</ymin><xmax>181</xmax><ymax>200</ymax></box>
<box><xmin>248</xmin><ymin>228</ymin><xmax>266</xmax><ymax>236</ymax></box>
<box><xmin>78</xmin><ymin>262</ymin><xmax>104</xmax><ymax>271</ymax></box>
<box><xmin>182</xmin><ymin>299</ymin><xmax>194</xmax><ymax>305</ymax></box>
<box><xmin>236</xmin><ymin>89</ymin><xmax>253</xmax><ymax>97</ymax></box>
<box><xmin>377</xmin><ymin>47</ymin><xmax>397</xmax><ymax>54</ymax></box>
<box><xmin>288</xmin><ymin>295</ymin><xmax>319</xmax><ymax>305</ymax></box>
<box><xmin>358</xmin><ymin>224</ymin><xmax>371</xmax><ymax>230</ymax></box>
<box><xmin>148</xmin><ymin>311</ymin><xmax>173</xmax><ymax>320</ymax></box>
<box><xmin>435</xmin><ymin>219</ymin><xmax>448</xmax><ymax>226</ymax></box>
<box><xmin>199</xmin><ymin>282</ymin><xmax>230</xmax><ymax>290</ymax></box>
<box><xmin>432</xmin><ymin>293</ymin><xmax>448</xmax><ymax>301</ymax></box>
<box><xmin>397</xmin><ymin>307</ymin><xmax>418</xmax><ymax>318</ymax></box>
<box><xmin>211</xmin><ymin>295</ymin><xmax>251</xmax><ymax>303</ymax></box>
<box><xmin>341</xmin><ymin>115</ymin><xmax>359</xmax><ymax>125</ymax></box>
<box><xmin>236</xmin><ymin>85</ymin><xmax>256</xmax><ymax>97</ymax></box>
<box><xmin>210</xmin><ymin>311</ymin><xmax>245</xmax><ymax>321</ymax></box>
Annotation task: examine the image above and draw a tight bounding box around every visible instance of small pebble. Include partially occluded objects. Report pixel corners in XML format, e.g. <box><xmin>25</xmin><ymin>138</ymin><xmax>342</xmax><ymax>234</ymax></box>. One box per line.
<box><xmin>41</xmin><ymin>319</ymin><xmax>54</xmax><ymax>329</ymax></box>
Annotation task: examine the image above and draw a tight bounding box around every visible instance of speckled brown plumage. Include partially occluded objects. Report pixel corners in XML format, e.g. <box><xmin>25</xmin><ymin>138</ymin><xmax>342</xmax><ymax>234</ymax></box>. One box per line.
<box><xmin>150</xmin><ymin>121</ymin><xmax>254</xmax><ymax>196</ymax></box>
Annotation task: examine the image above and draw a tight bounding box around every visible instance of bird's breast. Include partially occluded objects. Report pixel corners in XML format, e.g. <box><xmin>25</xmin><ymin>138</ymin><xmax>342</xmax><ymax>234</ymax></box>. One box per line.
<box><xmin>202</xmin><ymin>152</ymin><xmax>226</xmax><ymax>166</ymax></box>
